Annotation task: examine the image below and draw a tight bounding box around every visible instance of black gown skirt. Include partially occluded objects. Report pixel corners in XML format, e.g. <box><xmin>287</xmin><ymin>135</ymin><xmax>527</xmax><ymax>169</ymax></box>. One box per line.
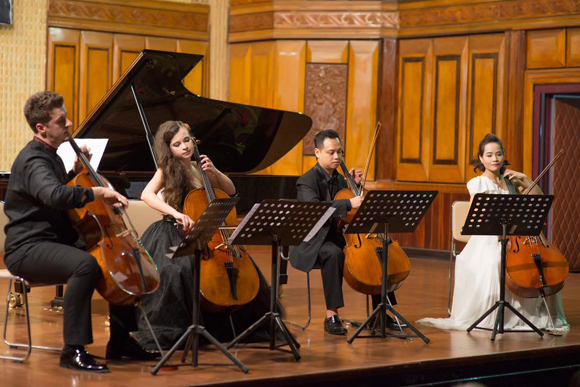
<box><xmin>134</xmin><ymin>216</ymin><xmax>282</xmax><ymax>349</ymax></box>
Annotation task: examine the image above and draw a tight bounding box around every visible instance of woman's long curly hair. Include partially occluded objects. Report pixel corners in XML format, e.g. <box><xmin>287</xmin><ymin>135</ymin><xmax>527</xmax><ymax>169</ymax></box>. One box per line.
<box><xmin>154</xmin><ymin>120</ymin><xmax>196</xmax><ymax>211</ymax></box>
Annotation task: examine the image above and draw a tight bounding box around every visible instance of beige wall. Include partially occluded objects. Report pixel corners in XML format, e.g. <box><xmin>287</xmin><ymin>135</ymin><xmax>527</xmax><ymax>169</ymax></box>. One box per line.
<box><xmin>0</xmin><ymin>0</ymin><xmax>228</xmax><ymax>172</ymax></box>
<box><xmin>0</xmin><ymin>0</ymin><xmax>48</xmax><ymax>171</ymax></box>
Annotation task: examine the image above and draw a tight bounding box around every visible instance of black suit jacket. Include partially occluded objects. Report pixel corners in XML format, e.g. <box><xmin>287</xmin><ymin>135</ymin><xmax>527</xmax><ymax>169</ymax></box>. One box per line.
<box><xmin>289</xmin><ymin>164</ymin><xmax>351</xmax><ymax>272</ymax></box>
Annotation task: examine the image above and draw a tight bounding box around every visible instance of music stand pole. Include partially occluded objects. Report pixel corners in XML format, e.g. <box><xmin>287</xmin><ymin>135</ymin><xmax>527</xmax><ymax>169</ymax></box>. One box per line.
<box><xmin>345</xmin><ymin>190</ymin><xmax>437</xmax><ymax>345</ymax></box>
<box><xmin>226</xmin><ymin>200</ymin><xmax>336</xmax><ymax>361</ymax></box>
<box><xmin>151</xmin><ymin>198</ymin><xmax>248</xmax><ymax>375</ymax></box>
<box><xmin>347</xmin><ymin>221</ymin><xmax>430</xmax><ymax>345</ymax></box>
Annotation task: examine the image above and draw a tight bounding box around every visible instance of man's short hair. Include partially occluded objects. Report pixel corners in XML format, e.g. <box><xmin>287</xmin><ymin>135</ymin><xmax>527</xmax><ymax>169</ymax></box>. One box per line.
<box><xmin>314</xmin><ymin>129</ymin><xmax>341</xmax><ymax>150</ymax></box>
<box><xmin>23</xmin><ymin>91</ymin><xmax>64</xmax><ymax>133</ymax></box>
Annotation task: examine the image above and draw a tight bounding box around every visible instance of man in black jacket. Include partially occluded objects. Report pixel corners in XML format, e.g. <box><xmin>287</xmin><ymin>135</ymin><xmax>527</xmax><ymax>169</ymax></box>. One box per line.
<box><xmin>3</xmin><ymin>91</ymin><xmax>159</xmax><ymax>372</ymax></box>
<box><xmin>289</xmin><ymin>129</ymin><xmax>403</xmax><ymax>335</ymax></box>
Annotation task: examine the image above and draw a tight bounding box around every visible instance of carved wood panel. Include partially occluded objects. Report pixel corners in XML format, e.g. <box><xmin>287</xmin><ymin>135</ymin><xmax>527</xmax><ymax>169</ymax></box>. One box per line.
<box><xmin>303</xmin><ymin>64</ymin><xmax>348</xmax><ymax>155</ymax></box>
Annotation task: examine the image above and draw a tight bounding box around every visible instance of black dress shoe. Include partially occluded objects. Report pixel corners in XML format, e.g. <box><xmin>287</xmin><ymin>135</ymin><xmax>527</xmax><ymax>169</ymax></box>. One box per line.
<box><xmin>60</xmin><ymin>347</ymin><xmax>109</xmax><ymax>373</ymax></box>
<box><xmin>106</xmin><ymin>336</ymin><xmax>161</xmax><ymax>360</ymax></box>
<box><xmin>386</xmin><ymin>314</ymin><xmax>408</xmax><ymax>330</ymax></box>
<box><xmin>367</xmin><ymin>313</ymin><xmax>408</xmax><ymax>331</ymax></box>
<box><xmin>324</xmin><ymin>315</ymin><xmax>347</xmax><ymax>335</ymax></box>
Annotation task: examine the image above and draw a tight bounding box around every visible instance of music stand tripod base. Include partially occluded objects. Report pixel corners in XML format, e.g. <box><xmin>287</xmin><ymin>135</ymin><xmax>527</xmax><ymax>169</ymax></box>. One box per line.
<box><xmin>226</xmin><ymin>200</ymin><xmax>336</xmax><ymax>361</ymax></box>
<box><xmin>344</xmin><ymin>190</ymin><xmax>437</xmax><ymax>345</ymax></box>
<box><xmin>463</xmin><ymin>194</ymin><xmax>553</xmax><ymax>341</ymax></box>
<box><xmin>151</xmin><ymin>198</ymin><xmax>249</xmax><ymax>375</ymax></box>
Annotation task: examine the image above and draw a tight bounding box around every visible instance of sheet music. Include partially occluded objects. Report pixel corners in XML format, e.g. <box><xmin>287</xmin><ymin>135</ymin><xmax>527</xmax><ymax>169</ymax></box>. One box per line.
<box><xmin>57</xmin><ymin>139</ymin><xmax>108</xmax><ymax>172</ymax></box>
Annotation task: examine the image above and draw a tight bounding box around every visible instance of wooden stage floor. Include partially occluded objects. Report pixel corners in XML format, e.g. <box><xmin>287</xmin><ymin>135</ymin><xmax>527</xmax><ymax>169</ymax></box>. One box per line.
<box><xmin>1</xmin><ymin>250</ymin><xmax>579</xmax><ymax>386</ymax></box>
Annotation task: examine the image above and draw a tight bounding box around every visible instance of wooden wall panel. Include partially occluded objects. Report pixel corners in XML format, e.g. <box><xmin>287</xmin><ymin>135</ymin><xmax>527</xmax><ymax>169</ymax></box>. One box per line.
<box><xmin>48</xmin><ymin>28</ymin><xmax>80</xmax><ymax>132</ymax></box>
<box><xmin>112</xmin><ymin>34</ymin><xmax>145</xmax><ymax>82</ymax></box>
<box><xmin>79</xmin><ymin>31</ymin><xmax>113</xmax><ymax>124</ymax></box>
<box><xmin>377</xmin><ymin>38</ymin><xmax>398</xmax><ymax>181</ymax></box>
<box><xmin>306</xmin><ymin>40</ymin><xmax>349</xmax><ymax>64</ymax></box>
<box><xmin>397</xmin><ymin>39</ymin><xmax>432</xmax><ymax>182</ymax></box>
<box><xmin>177</xmin><ymin>40</ymin><xmax>209</xmax><ymax>97</ymax></box>
<box><xmin>248</xmin><ymin>42</ymin><xmax>276</xmax><ymax>109</ymax></box>
<box><xmin>429</xmin><ymin>36</ymin><xmax>467</xmax><ymax>183</ymax></box>
<box><xmin>230</xmin><ymin>41</ymin><xmax>277</xmax><ymax>174</ymax></box>
<box><xmin>145</xmin><ymin>37</ymin><xmax>177</xmax><ymax>53</ymax></box>
<box><xmin>526</xmin><ymin>29</ymin><xmax>566</xmax><ymax>69</ymax></box>
<box><xmin>271</xmin><ymin>41</ymin><xmax>306</xmax><ymax>176</ymax></box>
<box><xmin>567</xmin><ymin>28</ymin><xmax>580</xmax><ymax>68</ymax></box>
<box><xmin>230</xmin><ymin>43</ymin><xmax>253</xmax><ymax>104</ymax></box>
<box><xmin>466</xmin><ymin>34</ymin><xmax>507</xmax><ymax>181</ymax></box>
<box><xmin>504</xmin><ymin>31</ymin><xmax>526</xmax><ymax>174</ymax></box>
<box><xmin>346</xmin><ymin>41</ymin><xmax>379</xmax><ymax>181</ymax></box>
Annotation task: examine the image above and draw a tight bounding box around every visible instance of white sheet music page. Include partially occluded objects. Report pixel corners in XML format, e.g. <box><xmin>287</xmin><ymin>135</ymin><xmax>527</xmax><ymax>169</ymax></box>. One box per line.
<box><xmin>57</xmin><ymin>139</ymin><xmax>109</xmax><ymax>172</ymax></box>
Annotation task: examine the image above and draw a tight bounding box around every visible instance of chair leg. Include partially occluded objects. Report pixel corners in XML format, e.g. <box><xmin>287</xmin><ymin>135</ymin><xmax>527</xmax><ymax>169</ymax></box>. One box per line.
<box><xmin>1</xmin><ymin>279</ymin><xmax>30</xmax><ymax>362</ymax></box>
<box><xmin>447</xmin><ymin>241</ymin><xmax>455</xmax><ymax>316</ymax></box>
<box><xmin>283</xmin><ymin>271</ymin><xmax>312</xmax><ymax>331</ymax></box>
<box><xmin>4</xmin><ymin>281</ymin><xmax>60</xmax><ymax>354</ymax></box>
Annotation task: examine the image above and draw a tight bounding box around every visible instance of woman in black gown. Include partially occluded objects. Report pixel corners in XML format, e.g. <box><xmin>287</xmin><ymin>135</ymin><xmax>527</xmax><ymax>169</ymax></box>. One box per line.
<box><xmin>135</xmin><ymin>120</ymin><xmax>278</xmax><ymax>349</ymax></box>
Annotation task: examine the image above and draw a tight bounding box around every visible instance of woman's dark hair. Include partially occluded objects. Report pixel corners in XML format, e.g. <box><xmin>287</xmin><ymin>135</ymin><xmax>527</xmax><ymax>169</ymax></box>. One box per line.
<box><xmin>154</xmin><ymin>120</ymin><xmax>196</xmax><ymax>211</ymax></box>
<box><xmin>473</xmin><ymin>133</ymin><xmax>506</xmax><ymax>172</ymax></box>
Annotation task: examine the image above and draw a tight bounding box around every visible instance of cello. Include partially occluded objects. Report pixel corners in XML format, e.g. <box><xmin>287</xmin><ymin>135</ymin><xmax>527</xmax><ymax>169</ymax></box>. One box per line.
<box><xmin>66</xmin><ymin>138</ymin><xmax>160</xmax><ymax>306</ymax></box>
<box><xmin>503</xmin><ymin>152</ymin><xmax>569</xmax><ymax>299</ymax></box>
<box><xmin>337</xmin><ymin>161</ymin><xmax>410</xmax><ymax>295</ymax></box>
<box><xmin>182</xmin><ymin>133</ymin><xmax>260</xmax><ymax>312</ymax></box>
<box><xmin>336</xmin><ymin>123</ymin><xmax>410</xmax><ymax>295</ymax></box>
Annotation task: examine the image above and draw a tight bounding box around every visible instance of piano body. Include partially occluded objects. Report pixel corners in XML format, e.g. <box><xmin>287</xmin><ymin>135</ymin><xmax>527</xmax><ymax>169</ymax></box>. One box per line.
<box><xmin>71</xmin><ymin>50</ymin><xmax>312</xmax><ymax>209</ymax></box>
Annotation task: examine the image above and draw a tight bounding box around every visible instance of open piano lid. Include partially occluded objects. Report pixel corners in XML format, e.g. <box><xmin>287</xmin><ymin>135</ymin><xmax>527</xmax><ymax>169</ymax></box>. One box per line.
<box><xmin>73</xmin><ymin>50</ymin><xmax>312</xmax><ymax>174</ymax></box>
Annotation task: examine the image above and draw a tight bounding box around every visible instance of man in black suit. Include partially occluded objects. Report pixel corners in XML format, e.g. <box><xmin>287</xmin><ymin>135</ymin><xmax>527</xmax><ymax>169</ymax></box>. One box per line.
<box><xmin>3</xmin><ymin>91</ymin><xmax>159</xmax><ymax>372</ymax></box>
<box><xmin>289</xmin><ymin>129</ymin><xmax>403</xmax><ymax>335</ymax></box>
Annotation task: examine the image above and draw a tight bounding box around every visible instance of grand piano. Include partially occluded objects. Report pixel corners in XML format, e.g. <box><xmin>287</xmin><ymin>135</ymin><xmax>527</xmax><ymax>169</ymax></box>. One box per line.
<box><xmin>71</xmin><ymin>50</ymin><xmax>311</xmax><ymax>212</ymax></box>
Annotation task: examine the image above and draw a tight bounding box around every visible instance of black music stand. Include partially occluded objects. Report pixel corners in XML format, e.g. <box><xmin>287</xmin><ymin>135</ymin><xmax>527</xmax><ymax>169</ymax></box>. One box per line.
<box><xmin>151</xmin><ymin>198</ymin><xmax>249</xmax><ymax>375</ymax></box>
<box><xmin>464</xmin><ymin>193</ymin><xmax>554</xmax><ymax>341</ymax></box>
<box><xmin>347</xmin><ymin>190</ymin><xmax>437</xmax><ymax>345</ymax></box>
<box><xmin>226</xmin><ymin>200</ymin><xmax>335</xmax><ymax>361</ymax></box>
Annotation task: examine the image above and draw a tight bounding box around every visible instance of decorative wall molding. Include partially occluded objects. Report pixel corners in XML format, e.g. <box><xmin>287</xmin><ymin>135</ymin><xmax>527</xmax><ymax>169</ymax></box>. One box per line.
<box><xmin>49</xmin><ymin>0</ymin><xmax>209</xmax><ymax>39</ymax></box>
<box><xmin>400</xmin><ymin>0</ymin><xmax>580</xmax><ymax>28</ymax></box>
<box><xmin>229</xmin><ymin>0</ymin><xmax>580</xmax><ymax>42</ymax></box>
<box><xmin>274</xmin><ymin>12</ymin><xmax>383</xmax><ymax>29</ymax></box>
<box><xmin>303</xmin><ymin>64</ymin><xmax>348</xmax><ymax>156</ymax></box>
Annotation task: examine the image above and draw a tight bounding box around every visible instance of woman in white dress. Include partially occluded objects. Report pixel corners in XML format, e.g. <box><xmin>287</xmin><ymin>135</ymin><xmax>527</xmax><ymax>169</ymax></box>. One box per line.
<box><xmin>418</xmin><ymin>133</ymin><xmax>569</xmax><ymax>332</ymax></box>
